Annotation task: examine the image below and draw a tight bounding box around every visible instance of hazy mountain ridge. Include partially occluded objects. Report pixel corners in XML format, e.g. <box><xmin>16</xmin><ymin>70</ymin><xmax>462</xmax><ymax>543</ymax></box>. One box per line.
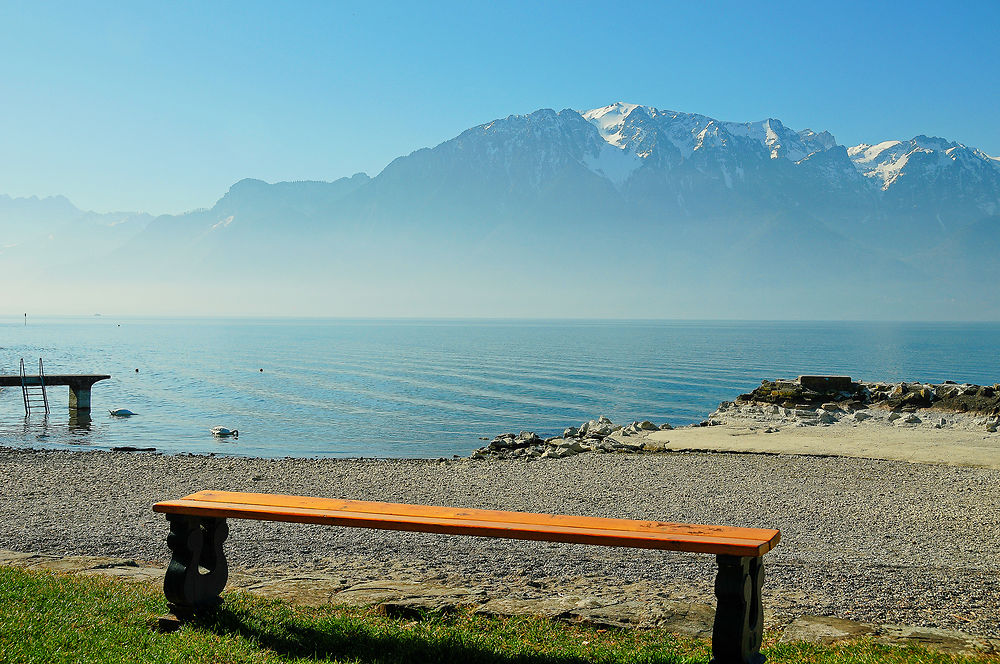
<box><xmin>0</xmin><ymin>194</ymin><xmax>152</xmax><ymax>268</ymax></box>
<box><xmin>3</xmin><ymin>102</ymin><xmax>999</xmax><ymax>318</ymax></box>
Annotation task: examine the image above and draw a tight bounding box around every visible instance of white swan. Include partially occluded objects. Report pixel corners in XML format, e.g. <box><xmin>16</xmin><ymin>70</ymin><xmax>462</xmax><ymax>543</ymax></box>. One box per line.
<box><xmin>109</xmin><ymin>409</ymin><xmax>137</xmax><ymax>417</ymax></box>
<box><xmin>211</xmin><ymin>426</ymin><xmax>238</xmax><ymax>438</ymax></box>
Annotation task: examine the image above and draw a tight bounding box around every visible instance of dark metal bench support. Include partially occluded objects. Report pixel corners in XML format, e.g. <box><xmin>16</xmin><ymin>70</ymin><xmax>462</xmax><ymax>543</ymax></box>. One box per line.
<box><xmin>711</xmin><ymin>554</ymin><xmax>765</xmax><ymax>664</ymax></box>
<box><xmin>163</xmin><ymin>515</ymin><xmax>229</xmax><ymax>617</ymax></box>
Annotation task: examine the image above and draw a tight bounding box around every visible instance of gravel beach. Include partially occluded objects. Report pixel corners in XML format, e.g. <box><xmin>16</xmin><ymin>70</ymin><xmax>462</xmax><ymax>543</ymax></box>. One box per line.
<box><xmin>1</xmin><ymin>446</ymin><xmax>998</xmax><ymax>639</ymax></box>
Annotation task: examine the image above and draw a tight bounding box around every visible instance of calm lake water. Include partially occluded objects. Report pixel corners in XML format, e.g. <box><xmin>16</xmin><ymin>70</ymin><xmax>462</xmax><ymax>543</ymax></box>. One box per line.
<box><xmin>1</xmin><ymin>317</ymin><xmax>998</xmax><ymax>458</ymax></box>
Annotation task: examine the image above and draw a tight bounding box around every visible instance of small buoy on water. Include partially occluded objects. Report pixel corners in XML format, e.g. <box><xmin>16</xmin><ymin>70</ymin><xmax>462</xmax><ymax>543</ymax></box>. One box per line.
<box><xmin>109</xmin><ymin>409</ymin><xmax>137</xmax><ymax>417</ymax></box>
<box><xmin>135</xmin><ymin>368</ymin><xmax>139</xmax><ymax>373</ymax></box>
<box><xmin>259</xmin><ymin>368</ymin><xmax>263</xmax><ymax>372</ymax></box>
<box><xmin>211</xmin><ymin>426</ymin><xmax>238</xmax><ymax>438</ymax></box>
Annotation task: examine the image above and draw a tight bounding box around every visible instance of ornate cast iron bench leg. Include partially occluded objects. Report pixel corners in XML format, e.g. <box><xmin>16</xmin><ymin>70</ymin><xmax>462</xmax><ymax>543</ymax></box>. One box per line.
<box><xmin>711</xmin><ymin>555</ymin><xmax>765</xmax><ymax>664</ymax></box>
<box><xmin>163</xmin><ymin>514</ymin><xmax>229</xmax><ymax>618</ymax></box>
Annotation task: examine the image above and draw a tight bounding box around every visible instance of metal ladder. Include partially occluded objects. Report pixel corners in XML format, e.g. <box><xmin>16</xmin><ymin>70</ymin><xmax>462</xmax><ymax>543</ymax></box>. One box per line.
<box><xmin>20</xmin><ymin>357</ymin><xmax>50</xmax><ymax>415</ymax></box>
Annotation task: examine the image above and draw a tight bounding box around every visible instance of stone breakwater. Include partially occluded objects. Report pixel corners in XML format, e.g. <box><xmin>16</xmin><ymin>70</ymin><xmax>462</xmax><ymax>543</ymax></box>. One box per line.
<box><xmin>735</xmin><ymin>375</ymin><xmax>1000</xmax><ymax>416</ymax></box>
<box><xmin>709</xmin><ymin>375</ymin><xmax>1000</xmax><ymax>432</ymax></box>
<box><xmin>472</xmin><ymin>416</ymin><xmax>675</xmax><ymax>460</ymax></box>
<box><xmin>473</xmin><ymin>376</ymin><xmax>1000</xmax><ymax>460</ymax></box>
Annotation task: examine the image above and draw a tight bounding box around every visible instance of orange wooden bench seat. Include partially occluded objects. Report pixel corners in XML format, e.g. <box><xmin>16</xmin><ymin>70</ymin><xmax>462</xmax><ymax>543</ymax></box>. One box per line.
<box><xmin>155</xmin><ymin>490</ymin><xmax>779</xmax><ymax>556</ymax></box>
<box><xmin>153</xmin><ymin>490</ymin><xmax>780</xmax><ymax>664</ymax></box>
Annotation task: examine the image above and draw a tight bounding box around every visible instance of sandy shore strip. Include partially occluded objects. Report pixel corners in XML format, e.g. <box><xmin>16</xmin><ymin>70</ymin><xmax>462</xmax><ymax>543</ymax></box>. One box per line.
<box><xmin>638</xmin><ymin>416</ymin><xmax>1000</xmax><ymax>468</ymax></box>
<box><xmin>1</xmin><ymin>441</ymin><xmax>998</xmax><ymax>641</ymax></box>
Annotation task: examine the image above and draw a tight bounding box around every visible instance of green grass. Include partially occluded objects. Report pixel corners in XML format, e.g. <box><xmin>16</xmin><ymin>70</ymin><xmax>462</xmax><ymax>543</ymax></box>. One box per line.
<box><xmin>0</xmin><ymin>565</ymin><xmax>996</xmax><ymax>664</ymax></box>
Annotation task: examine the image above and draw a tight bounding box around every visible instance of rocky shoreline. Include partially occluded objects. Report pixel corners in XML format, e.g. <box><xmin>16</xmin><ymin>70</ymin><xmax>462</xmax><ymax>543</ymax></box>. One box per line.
<box><xmin>473</xmin><ymin>376</ymin><xmax>1000</xmax><ymax>460</ymax></box>
<box><xmin>738</xmin><ymin>375</ymin><xmax>1000</xmax><ymax>415</ymax></box>
<box><xmin>472</xmin><ymin>416</ymin><xmax>673</xmax><ymax>459</ymax></box>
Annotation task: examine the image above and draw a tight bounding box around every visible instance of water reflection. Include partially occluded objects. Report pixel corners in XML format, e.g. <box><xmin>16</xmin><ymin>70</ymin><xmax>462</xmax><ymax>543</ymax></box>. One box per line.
<box><xmin>69</xmin><ymin>410</ymin><xmax>93</xmax><ymax>431</ymax></box>
<box><xmin>13</xmin><ymin>409</ymin><xmax>95</xmax><ymax>447</ymax></box>
<box><xmin>22</xmin><ymin>414</ymin><xmax>50</xmax><ymax>439</ymax></box>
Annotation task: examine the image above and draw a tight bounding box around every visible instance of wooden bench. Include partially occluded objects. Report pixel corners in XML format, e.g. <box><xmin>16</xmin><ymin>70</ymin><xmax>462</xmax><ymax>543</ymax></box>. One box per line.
<box><xmin>153</xmin><ymin>490</ymin><xmax>780</xmax><ymax>664</ymax></box>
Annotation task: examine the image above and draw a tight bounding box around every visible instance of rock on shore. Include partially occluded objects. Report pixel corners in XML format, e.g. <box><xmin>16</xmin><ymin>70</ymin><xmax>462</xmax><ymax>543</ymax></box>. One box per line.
<box><xmin>473</xmin><ymin>376</ymin><xmax>1000</xmax><ymax>460</ymax></box>
<box><xmin>471</xmin><ymin>416</ymin><xmax>674</xmax><ymax>460</ymax></box>
<box><xmin>713</xmin><ymin>375</ymin><xmax>1000</xmax><ymax>432</ymax></box>
<box><xmin>736</xmin><ymin>375</ymin><xmax>1000</xmax><ymax>416</ymax></box>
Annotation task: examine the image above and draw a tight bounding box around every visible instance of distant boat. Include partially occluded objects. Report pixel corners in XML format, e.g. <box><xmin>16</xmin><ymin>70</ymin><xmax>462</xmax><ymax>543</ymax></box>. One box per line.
<box><xmin>211</xmin><ymin>426</ymin><xmax>238</xmax><ymax>438</ymax></box>
<box><xmin>109</xmin><ymin>409</ymin><xmax>136</xmax><ymax>417</ymax></box>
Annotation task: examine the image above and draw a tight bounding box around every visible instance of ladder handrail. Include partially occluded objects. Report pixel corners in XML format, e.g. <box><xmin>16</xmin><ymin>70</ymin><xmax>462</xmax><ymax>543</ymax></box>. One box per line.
<box><xmin>19</xmin><ymin>358</ymin><xmax>29</xmax><ymax>413</ymax></box>
<box><xmin>38</xmin><ymin>358</ymin><xmax>49</xmax><ymax>413</ymax></box>
<box><xmin>19</xmin><ymin>357</ymin><xmax>51</xmax><ymax>415</ymax></box>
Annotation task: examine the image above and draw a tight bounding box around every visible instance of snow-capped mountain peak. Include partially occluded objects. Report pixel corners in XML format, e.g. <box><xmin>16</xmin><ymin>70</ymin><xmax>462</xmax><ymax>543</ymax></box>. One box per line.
<box><xmin>848</xmin><ymin>140</ymin><xmax>919</xmax><ymax>190</ymax></box>
<box><xmin>846</xmin><ymin>134</ymin><xmax>1000</xmax><ymax>204</ymax></box>
<box><xmin>581</xmin><ymin>104</ymin><xmax>841</xmax><ymax>166</ymax></box>
<box><xmin>848</xmin><ymin>141</ymin><xmax>903</xmax><ymax>164</ymax></box>
<box><xmin>580</xmin><ymin>102</ymin><xmax>645</xmax><ymax>148</ymax></box>
<box><xmin>459</xmin><ymin>103</ymin><xmax>1000</xmax><ymax>205</ymax></box>
<box><xmin>720</xmin><ymin>118</ymin><xmax>824</xmax><ymax>162</ymax></box>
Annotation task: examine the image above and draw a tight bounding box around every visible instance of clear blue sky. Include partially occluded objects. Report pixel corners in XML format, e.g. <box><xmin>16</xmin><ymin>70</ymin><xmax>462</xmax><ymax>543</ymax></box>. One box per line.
<box><xmin>2</xmin><ymin>0</ymin><xmax>998</xmax><ymax>214</ymax></box>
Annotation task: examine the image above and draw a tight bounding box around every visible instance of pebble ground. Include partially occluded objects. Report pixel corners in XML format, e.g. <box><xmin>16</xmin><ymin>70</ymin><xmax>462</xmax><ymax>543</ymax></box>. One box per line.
<box><xmin>0</xmin><ymin>447</ymin><xmax>997</xmax><ymax>638</ymax></box>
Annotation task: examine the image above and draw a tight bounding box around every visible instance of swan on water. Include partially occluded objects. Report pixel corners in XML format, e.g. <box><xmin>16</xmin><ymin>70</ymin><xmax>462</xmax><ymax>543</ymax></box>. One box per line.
<box><xmin>211</xmin><ymin>426</ymin><xmax>238</xmax><ymax>438</ymax></box>
<box><xmin>109</xmin><ymin>409</ymin><xmax>137</xmax><ymax>417</ymax></box>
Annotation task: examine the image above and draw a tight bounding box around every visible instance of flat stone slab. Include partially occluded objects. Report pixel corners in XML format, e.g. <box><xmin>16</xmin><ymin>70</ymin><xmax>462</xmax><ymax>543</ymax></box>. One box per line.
<box><xmin>781</xmin><ymin>615</ymin><xmax>1000</xmax><ymax>655</ymax></box>
<box><xmin>0</xmin><ymin>550</ymin><xmax>142</xmax><ymax>574</ymax></box>
<box><xmin>878</xmin><ymin>624</ymin><xmax>1000</xmax><ymax>655</ymax></box>
<box><xmin>780</xmin><ymin>614</ymin><xmax>874</xmax><ymax>644</ymax></box>
<box><xmin>564</xmin><ymin>599</ymin><xmax>715</xmax><ymax>635</ymax></box>
<box><xmin>3</xmin><ymin>549</ymin><xmax>996</xmax><ymax>654</ymax></box>
<box><xmin>328</xmin><ymin>580</ymin><xmax>486</xmax><ymax>612</ymax></box>
<box><xmin>475</xmin><ymin>596</ymin><xmax>576</xmax><ymax>619</ymax></box>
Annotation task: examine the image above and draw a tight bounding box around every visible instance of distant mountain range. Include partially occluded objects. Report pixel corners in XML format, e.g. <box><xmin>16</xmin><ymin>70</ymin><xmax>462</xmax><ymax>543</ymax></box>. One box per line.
<box><xmin>3</xmin><ymin>102</ymin><xmax>999</xmax><ymax>318</ymax></box>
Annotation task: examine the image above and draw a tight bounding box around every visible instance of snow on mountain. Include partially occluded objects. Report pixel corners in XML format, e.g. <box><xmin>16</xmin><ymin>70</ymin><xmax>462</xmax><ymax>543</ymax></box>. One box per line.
<box><xmin>581</xmin><ymin>141</ymin><xmax>643</xmax><ymax>186</ymax></box>
<box><xmin>849</xmin><ymin>136</ymin><xmax>1000</xmax><ymax>204</ymax></box>
<box><xmin>575</xmin><ymin>103</ymin><xmax>1000</xmax><ymax>211</ymax></box>
<box><xmin>580</xmin><ymin>102</ymin><xmax>641</xmax><ymax>147</ymax></box>
<box><xmin>581</xmin><ymin>103</ymin><xmax>716</xmax><ymax>159</ymax></box>
<box><xmin>848</xmin><ymin>140</ymin><xmax>909</xmax><ymax>189</ymax></box>
<box><xmin>581</xmin><ymin>103</ymin><xmax>837</xmax><ymax>168</ymax></box>
<box><xmin>427</xmin><ymin>101</ymin><xmax>1000</xmax><ymax>222</ymax></box>
<box><xmin>721</xmin><ymin>118</ymin><xmax>816</xmax><ymax>162</ymax></box>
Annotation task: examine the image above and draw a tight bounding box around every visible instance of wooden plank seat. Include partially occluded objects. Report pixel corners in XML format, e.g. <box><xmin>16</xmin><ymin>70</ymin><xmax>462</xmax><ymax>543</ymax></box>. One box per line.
<box><xmin>153</xmin><ymin>490</ymin><xmax>781</xmax><ymax>664</ymax></box>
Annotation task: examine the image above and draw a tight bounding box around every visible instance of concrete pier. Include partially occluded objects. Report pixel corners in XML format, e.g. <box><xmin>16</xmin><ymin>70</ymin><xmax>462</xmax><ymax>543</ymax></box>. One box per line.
<box><xmin>0</xmin><ymin>374</ymin><xmax>111</xmax><ymax>412</ymax></box>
